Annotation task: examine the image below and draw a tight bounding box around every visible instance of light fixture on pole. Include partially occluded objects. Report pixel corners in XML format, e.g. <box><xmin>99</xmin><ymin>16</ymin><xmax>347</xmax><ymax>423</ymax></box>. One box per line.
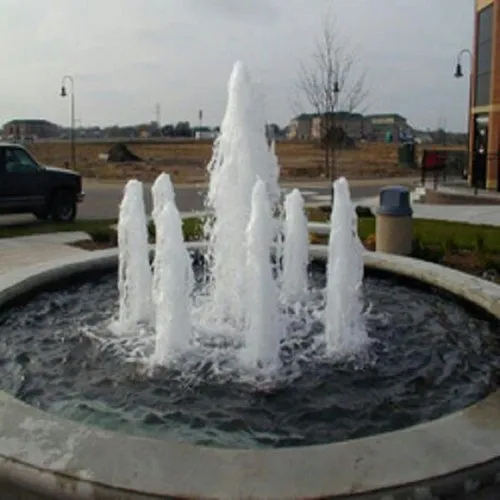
<box><xmin>454</xmin><ymin>48</ymin><xmax>473</xmax><ymax>182</ymax></box>
<box><xmin>60</xmin><ymin>75</ymin><xmax>76</xmax><ymax>171</ymax></box>
<box><xmin>330</xmin><ymin>79</ymin><xmax>340</xmax><ymax>206</ymax></box>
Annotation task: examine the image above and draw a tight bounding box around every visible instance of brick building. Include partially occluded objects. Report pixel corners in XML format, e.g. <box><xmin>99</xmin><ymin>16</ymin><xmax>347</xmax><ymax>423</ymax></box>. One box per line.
<box><xmin>310</xmin><ymin>112</ymin><xmax>365</xmax><ymax>141</ymax></box>
<box><xmin>469</xmin><ymin>0</ymin><xmax>500</xmax><ymax>190</ymax></box>
<box><xmin>287</xmin><ymin>112</ymin><xmax>410</xmax><ymax>142</ymax></box>
<box><xmin>364</xmin><ymin>114</ymin><xmax>409</xmax><ymax>142</ymax></box>
<box><xmin>2</xmin><ymin>119</ymin><xmax>60</xmax><ymax>140</ymax></box>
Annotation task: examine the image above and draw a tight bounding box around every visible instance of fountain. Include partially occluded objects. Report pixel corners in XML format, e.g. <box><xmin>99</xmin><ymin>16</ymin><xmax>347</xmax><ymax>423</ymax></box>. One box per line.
<box><xmin>116</xmin><ymin>179</ymin><xmax>152</xmax><ymax>334</ymax></box>
<box><xmin>242</xmin><ymin>178</ymin><xmax>281</xmax><ymax>368</ymax></box>
<box><xmin>152</xmin><ymin>201</ymin><xmax>193</xmax><ymax>364</ymax></box>
<box><xmin>325</xmin><ymin>177</ymin><xmax>369</xmax><ymax>354</ymax></box>
<box><xmin>0</xmin><ymin>61</ymin><xmax>499</xmax><ymax>499</ymax></box>
<box><xmin>204</xmin><ymin>61</ymin><xmax>280</xmax><ymax>325</ymax></box>
<box><xmin>151</xmin><ymin>172</ymin><xmax>194</xmax><ymax>316</ymax></box>
<box><xmin>282</xmin><ymin>188</ymin><xmax>309</xmax><ymax>304</ymax></box>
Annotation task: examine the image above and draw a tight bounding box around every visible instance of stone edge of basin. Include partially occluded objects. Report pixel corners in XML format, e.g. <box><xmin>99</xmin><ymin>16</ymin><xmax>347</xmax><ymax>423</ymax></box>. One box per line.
<box><xmin>0</xmin><ymin>246</ymin><xmax>499</xmax><ymax>499</ymax></box>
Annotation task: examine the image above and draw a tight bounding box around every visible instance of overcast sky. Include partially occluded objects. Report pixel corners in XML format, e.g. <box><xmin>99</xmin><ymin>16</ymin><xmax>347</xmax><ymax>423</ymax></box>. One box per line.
<box><xmin>0</xmin><ymin>0</ymin><xmax>473</xmax><ymax>131</ymax></box>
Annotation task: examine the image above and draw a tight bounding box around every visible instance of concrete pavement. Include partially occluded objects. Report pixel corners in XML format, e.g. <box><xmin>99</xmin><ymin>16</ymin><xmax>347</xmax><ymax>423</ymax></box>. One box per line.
<box><xmin>0</xmin><ymin>232</ymin><xmax>90</xmax><ymax>275</ymax></box>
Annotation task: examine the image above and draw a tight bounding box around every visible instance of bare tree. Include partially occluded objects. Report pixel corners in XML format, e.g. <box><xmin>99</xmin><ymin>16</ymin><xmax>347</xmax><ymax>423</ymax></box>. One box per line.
<box><xmin>296</xmin><ymin>16</ymin><xmax>368</xmax><ymax>190</ymax></box>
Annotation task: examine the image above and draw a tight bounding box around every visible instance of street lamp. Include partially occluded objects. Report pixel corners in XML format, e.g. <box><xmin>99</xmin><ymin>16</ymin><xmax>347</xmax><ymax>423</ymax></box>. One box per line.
<box><xmin>60</xmin><ymin>75</ymin><xmax>76</xmax><ymax>171</ymax></box>
<box><xmin>330</xmin><ymin>79</ymin><xmax>340</xmax><ymax>206</ymax></box>
<box><xmin>454</xmin><ymin>49</ymin><xmax>473</xmax><ymax>183</ymax></box>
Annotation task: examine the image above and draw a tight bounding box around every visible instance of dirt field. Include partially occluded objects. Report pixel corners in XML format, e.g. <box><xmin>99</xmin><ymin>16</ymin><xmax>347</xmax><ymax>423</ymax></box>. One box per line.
<box><xmin>26</xmin><ymin>140</ymin><xmax>461</xmax><ymax>183</ymax></box>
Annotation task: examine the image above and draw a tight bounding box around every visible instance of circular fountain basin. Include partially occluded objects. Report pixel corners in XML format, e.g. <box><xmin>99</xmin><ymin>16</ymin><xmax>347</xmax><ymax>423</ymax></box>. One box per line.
<box><xmin>1</xmin><ymin>253</ymin><xmax>498</xmax><ymax>450</ymax></box>
<box><xmin>0</xmin><ymin>245</ymin><xmax>499</xmax><ymax>499</ymax></box>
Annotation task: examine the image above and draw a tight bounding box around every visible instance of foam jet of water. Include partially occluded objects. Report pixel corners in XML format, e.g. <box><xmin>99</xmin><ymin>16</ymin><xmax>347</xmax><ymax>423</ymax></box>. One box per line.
<box><xmin>242</xmin><ymin>179</ymin><xmax>280</xmax><ymax>367</ymax></box>
<box><xmin>117</xmin><ymin>180</ymin><xmax>152</xmax><ymax>333</ymax></box>
<box><xmin>204</xmin><ymin>61</ymin><xmax>280</xmax><ymax>325</ymax></box>
<box><xmin>325</xmin><ymin>177</ymin><xmax>368</xmax><ymax>354</ymax></box>
<box><xmin>151</xmin><ymin>173</ymin><xmax>194</xmax><ymax>303</ymax></box>
<box><xmin>282</xmin><ymin>189</ymin><xmax>309</xmax><ymax>303</ymax></box>
<box><xmin>153</xmin><ymin>201</ymin><xmax>193</xmax><ymax>364</ymax></box>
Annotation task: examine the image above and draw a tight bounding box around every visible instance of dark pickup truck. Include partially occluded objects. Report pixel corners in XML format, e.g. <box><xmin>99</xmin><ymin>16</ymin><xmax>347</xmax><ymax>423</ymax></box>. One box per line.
<box><xmin>0</xmin><ymin>142</ymin><xmax>85</xmax><ymax>222</ymax></box>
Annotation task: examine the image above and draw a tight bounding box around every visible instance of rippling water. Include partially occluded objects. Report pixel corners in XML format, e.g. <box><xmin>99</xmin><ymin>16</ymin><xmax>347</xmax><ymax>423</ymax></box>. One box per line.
<box><xmin>0</xmin><ymin>269</ymin><xmax>498</xmax><ymax>448</ymax></box>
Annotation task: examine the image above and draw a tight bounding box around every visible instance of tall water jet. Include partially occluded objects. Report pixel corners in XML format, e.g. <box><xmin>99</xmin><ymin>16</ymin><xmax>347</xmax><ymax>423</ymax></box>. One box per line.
<box><xmin>151</xmin><ymin>173</ymin><xmax>194</xmax><ymax>302</ymax></box>
<box><xmin>205</xmin><ymin>61</ymin><xmax>280</xmax><ymax>324</ymax></box>
<box><xmin>243</xmin><ymin>179</ymin><xmax>280</xmax><ymax>367</ymax></box>
<box><xmin>117</xmin><ymin>180</ymin><xmax>152</xmax><ymax>333</ymax></box>
<box><xmin>282</xmin><ymin>189</ymin><xmax>309</xmax><ymax>303</ymax></box>
<box><xmin>325</xmin><ymin>177</ymin><xmax>368</xmax><ymax>354</ymax></box>
<box><xmin>153</xmin><ymin>202</ymin><xmax>193</xmax><ymax>364</ymax></box>
<box><xmin>151</xmin><ymin>173</ymin><xmax>175</xmax><ymax>221</ymax></box>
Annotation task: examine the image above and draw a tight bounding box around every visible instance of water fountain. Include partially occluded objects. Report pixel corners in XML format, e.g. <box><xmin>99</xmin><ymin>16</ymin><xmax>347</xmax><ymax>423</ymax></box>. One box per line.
<box><xmin>0</xmin><ymin>61</ymin><xmax>499</xmax><ymax>499</ymax></box>
<box><xmin>204</xmin><ymin>61</ymin><xmax>280</xmax><ymax>325</ymax></box>
<box><xmin>242</xmin><ymin>178</ymin><xmax>281</xmax><ymax>368</ymax></box>
<box><xmin>116</xmin><ymin>179</ymin><xmax>152</xmax><ymax>334</ymax></box>
<box><xmin>282</xmin><ymin>188</ymin><xmax>309</xmax><ymax>304</ymax></box>
<box><xmin>325</xmin><ymin>177</ymin><xmax>369</xmax><ymax>354</ymax></box>
<box><xmin>152</xmin><ymin>201</ymin><xmax>193</xmax><ymax>364</ymax></box>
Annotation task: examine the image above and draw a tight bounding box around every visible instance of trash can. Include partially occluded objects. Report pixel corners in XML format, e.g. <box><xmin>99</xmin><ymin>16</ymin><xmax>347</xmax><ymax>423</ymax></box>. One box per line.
<box><xmin>375</xmin><ymin>186</ymin><xmax>413</xmax><ymax>256</ymax></box>
<box><xmin>398</xmin><ymin>143</ymin><xmax>416</xmax><ymax>167</ymax></box>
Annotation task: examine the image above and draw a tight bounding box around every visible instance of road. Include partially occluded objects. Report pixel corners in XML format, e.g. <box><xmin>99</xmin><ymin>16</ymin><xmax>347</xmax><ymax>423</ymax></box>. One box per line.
<box><xmin>0</xmin><ymin>177</ymin><xmax>419</xmax><ymax>225</ymax></box>
<box><xmin>78</xmin><ymin>177</ymin><xmax>419</xmax><ymax>219</ymax></box>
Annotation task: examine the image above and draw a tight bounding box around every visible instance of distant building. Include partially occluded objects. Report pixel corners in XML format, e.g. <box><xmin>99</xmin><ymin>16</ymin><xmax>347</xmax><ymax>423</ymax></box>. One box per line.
<box><xmin>364</xmin><ymin>114</ymin><xmax>409</xmax><ymax>142</ymax></box>
<box><xmin>467</xmin><ymin>0</ymin><xmax>500</xmax><ymax>190</ymax></box>
<box><xmin>311</xmin><ymin>112</ymin><xmax>365</xmax><ymax>140</ymax></box>
<box><xmin>2</xmin><ymin>119</ymin><xmax>60</xmax><ymax>140</ymax></box>
<box><xmin>287</xmin><ymin>114</ymin><xmax>314</xmax><ymax>140</ymax></box>
<box><xmin>287</xmin><ymin>112</ymin><xmax>410</xmax><ymax>142</ymax></box>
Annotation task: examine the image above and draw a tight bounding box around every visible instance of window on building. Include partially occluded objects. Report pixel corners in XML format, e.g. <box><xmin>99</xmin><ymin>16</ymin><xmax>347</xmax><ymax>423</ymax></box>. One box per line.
<box><xmin>475</xmin><ymin>5</ymin><xmax>493</xmax><ymax>106</ymax></box>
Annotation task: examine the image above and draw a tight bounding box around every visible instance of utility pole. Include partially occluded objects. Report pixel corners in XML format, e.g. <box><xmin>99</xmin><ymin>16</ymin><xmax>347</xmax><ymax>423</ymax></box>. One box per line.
<box><xmin>155</xmin><ymin>103</ymin><xmax>161</xmax><ymax>128</ymax></box>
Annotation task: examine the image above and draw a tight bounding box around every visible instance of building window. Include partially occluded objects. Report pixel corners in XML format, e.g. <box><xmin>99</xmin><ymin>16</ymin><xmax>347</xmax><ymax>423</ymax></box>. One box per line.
<box><xmin>475</xmin><ymin>5</ymin><xmax>493</xmax><ymax>106</ymax></box>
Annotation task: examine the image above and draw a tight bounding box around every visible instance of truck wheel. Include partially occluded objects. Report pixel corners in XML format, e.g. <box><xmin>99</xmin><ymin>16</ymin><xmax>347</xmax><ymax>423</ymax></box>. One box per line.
<box><xmin>51</xmin><ymin>190</ymin><xmax>77</xmax><ymax>222</ymax></box>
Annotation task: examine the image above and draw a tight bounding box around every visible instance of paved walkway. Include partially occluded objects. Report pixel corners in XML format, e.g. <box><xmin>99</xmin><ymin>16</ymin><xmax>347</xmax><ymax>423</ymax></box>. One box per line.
<box><xmin>0</xmin><ymin>232</ymin><xmax>90</xmax><ymax>275</ymax></box>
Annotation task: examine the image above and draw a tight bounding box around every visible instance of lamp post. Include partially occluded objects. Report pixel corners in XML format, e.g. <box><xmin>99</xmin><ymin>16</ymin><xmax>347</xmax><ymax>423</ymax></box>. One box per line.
<box><xmin>454</xmin><ymin>49</ymin><xmax>473</xmax><ymax>183</ymax></box>
<box><xmin>60</xmin><ymin>75</ymin><xmax>76</xmax><ymax>171</ymax></box>
<box><xmin>330</xmin><ymin>79</ymin><xmax>340</xmax><ymax>206</ymax></box>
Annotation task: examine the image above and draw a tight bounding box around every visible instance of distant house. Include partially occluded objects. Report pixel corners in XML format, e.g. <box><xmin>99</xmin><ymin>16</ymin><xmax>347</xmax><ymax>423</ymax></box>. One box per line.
<box><xmin>311</xmin><ymin>112</ymin><xmax>365</xmax><ymax>141</ymax></box>
<box><xmin>364</xmin><ymin>114</ymin><xmax>409</xmax><ymax>142</ymax></box>
<box><xmin>287</xmin><ymin>114</ymin><xmax>315</xmax><ymax>140</ymax></box>
<box><xmin>287</xmin><ymin>112</ymin><xmax>409</xmax><ymax>142</ymax></box>
<box><xmin>2</xmin><ymin>119</ymin><xmax>60</xmax><ymax>140</ymax></box>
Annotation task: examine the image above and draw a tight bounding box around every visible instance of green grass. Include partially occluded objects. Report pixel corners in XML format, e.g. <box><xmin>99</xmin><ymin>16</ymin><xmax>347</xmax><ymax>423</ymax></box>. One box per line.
<box><xmin>147</xmin><ymin>217</ymin><xmax>204</xmax><ymax>242</ymax></box>
<box><xmin>306</xmin><ymin>207</ymin><xmax>500</xmax><ymax>254</ymax></box>
<box><xmin>3</xmin><ymin>213</ymin><xmax>499</xmax><ymax>257</ymax></box>
<box><xmin>355</xmin><ymin>218</ymin><xmax>500</xmax><ymax>253</ymax></box>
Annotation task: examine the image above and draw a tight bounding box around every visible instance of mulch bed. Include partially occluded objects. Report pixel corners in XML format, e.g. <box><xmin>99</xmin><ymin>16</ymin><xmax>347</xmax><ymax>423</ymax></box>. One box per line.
<box><xmin>70</xmin><ymin>240</ymin><xmax>116</xmax><ymax>251</ymax></box>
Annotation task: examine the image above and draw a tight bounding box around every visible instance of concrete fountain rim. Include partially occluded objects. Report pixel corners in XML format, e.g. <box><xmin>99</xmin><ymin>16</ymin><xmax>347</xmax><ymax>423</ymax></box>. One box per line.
<box><xmin>0</xmin><ymin>244</ymin><xmax>499</xmax><ymax>499</ymax></box>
